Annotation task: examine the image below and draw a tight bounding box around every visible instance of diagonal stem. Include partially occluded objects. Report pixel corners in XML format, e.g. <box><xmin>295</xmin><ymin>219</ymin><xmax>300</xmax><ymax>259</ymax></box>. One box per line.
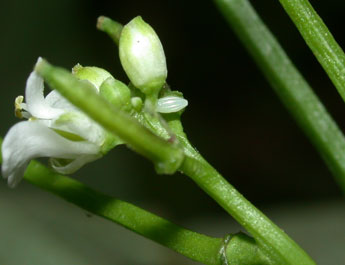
<box><xmin>279</xmin><ymin>0</ymin><xmax>345</xmax><ymax>103</ymax></box>
<box><xmin>34</xmin><ymin>59</ymin><xmax>314</xmax><ymax>264</ymax></box>
<box><xmin>214</xmin><ymin>0</ymin><xmax>345</xmax><ymax>193</ymax></box>
<box><xmin>0</xmin><ymin>137</ymin><xmax>273</xmax><ymax>265</ymax></box>
<box><xmin>32</xmin><ymin>14</ymin><xmax>319</xmax><ymax>264</ymax></box>
<box><xmin>24</xmin><ymin>160</ymin><xmax>222</xmax><ymax>265</ymax></box>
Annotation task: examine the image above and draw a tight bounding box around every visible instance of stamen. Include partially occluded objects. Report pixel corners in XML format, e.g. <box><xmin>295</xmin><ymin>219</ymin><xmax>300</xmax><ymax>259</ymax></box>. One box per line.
<box><xmin>14</xmin><ymin>96</ymin><xmax>24</xmax><ymax>119</ymax></box>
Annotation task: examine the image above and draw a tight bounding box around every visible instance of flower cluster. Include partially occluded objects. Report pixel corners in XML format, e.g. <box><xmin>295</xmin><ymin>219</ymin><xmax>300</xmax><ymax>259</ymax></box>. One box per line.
<box><xmin>2</xmin><ymin>16</ymin><xmax>188</xmax><ymax>187</ymax></box>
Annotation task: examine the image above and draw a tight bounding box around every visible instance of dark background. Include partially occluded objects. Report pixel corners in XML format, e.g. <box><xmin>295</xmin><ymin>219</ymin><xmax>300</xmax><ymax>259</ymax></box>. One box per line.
<box><xmin>0</xmin><ymin>0</ymin><xmax>344</xmax><ymax>264</ymax></box>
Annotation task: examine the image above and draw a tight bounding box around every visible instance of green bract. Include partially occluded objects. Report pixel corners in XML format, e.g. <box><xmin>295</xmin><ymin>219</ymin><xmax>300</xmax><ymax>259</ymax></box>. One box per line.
<box><xmin>119</xmin><ymin>16</ymin><xmax>167</xmax><ymax>96</ymax></box>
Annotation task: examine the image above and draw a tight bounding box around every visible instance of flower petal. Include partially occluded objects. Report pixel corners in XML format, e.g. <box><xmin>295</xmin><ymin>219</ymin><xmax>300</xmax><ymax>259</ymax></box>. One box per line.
<box><xmin>1</xmin><ymin>121</ymin><xmax>100</xmax><ymax>187</ymax></box>
<box><xmin>7</xmin><ymin>161</ymin><xmax>29</xmax><ymax>188</ymax></box>
<box><xmin>156</xmin><ymin>96</ymin><xmax>188</xmax><ymax>113</ymax></box>
<box><xmin>25</xmin><ymin>70</ymin><xmax>64</xmax><ymax>119</ymax></box>
<box><xmin>50</xmin><ymin>112</ymin><xmax>105</xmax><ymax>146</ymax></box>
<box><xmin>50</xmin><ymin>154</ymin><xmax>101</xmax><ymax>175</ymax></box>
<box><xmin>45</xmin><ymin>90</ymin><xmax>76</xmax><ymax>111</ymax></box>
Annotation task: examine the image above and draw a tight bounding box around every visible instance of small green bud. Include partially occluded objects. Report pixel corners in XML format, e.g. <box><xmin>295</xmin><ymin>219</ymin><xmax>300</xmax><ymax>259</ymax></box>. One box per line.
<box><xmin>72</xmin><ymin>64</ymin><xmax>112</xmax><ymax>90</ymax></box>
<box><xmin>131</xmin><ymin>97</ymin><xmax>143</xmax><ymax>112</ymax></box>
<box><xmin>100</xmin><ymin>77</ymin><xmax>131</xmax><ymax>111</ymax></box>
<box><xmin>119</xmin><ymin>16</ymin><xmax>167</xmax><ymax>96</ymax></box>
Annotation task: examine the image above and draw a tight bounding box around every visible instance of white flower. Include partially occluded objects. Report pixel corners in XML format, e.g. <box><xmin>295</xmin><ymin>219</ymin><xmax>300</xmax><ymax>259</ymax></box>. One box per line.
<box><xmin>2</xmin><ymin>61</ymin><xmax>109</xmax><ymax>187</ymax></box>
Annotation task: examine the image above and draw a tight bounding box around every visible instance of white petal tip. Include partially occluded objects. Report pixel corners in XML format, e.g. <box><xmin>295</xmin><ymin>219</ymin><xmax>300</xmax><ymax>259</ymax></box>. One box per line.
<box><xmin>3</xmin><ymin>165</ymin><xmax>26</xmax><ymax>188</ymax></box>
<box><xmin>36</xmin><ymin>57</ymin><xmax>43</xmax><ymax>65</ymax></box>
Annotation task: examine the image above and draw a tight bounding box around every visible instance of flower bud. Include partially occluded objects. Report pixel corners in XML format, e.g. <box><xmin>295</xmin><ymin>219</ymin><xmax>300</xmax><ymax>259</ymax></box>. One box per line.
<box><xmin>131</xmin><ymin>97</ymin><xmax>143</xmax><ymax>112</ymax></box>
<box><xmin>100</xmin><ymin>77</ymin><xmax>131</xmax><ymax>111</ymax></box>
<box><xmin>119</xmin><ymin>16</ymin><xmax>167</xmax><ymax>96</ymax></box>
<box><xmin>72</xmin><ymin>64</ymin><xmax>112</xmax><ymax>90</ymax></box>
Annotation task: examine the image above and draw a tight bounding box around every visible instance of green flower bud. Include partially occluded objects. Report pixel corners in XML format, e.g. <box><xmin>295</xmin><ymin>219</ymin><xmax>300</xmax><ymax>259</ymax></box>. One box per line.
<box><xmin>131</xmin><ymin>97</ymin><xmax>143</xmax><ymax>112</ymax></box>
<box><xmin>72</xmin><ymin>64</ymin><xmax>112</xmax><ymax>90</ymax></box>
<box><xmin>99</xmin><ymin>77</ymin><xmax>131</xmax><ymax>111</ymax></box>
<box><xmin>119</xmin><ymin>16</ymin><xmax>167</xmax><ymax>96</ymax></box>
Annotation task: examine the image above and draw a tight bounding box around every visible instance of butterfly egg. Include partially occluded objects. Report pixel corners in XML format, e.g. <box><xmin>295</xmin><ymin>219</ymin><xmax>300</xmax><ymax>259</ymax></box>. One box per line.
<box><xmin>156</xmin><ymin>96</ymin><xmax>188</xmax><ymax>113</ymax></box>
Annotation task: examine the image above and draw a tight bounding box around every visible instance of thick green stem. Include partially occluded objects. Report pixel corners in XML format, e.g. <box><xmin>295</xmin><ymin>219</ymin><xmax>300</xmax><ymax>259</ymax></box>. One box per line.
<box><xmin>279</xmin><ymin>0</ymin><xmax>345</xmax><ymax>102</ymax></box>
<box><xmin>214</xmin><ymin>0</ymin><xmax>345</xmax><ymax>193</ymax></box>
<box><xmin>33</xmin><ymin>57</ymin><xmax>313</xmax><ymax>264</ymax></box>
<box><xmin>180</xmin><ymin>154</ymin><xmax>313</xmax><ymax>265</ymax></box>
<box><xmin>0</xmin><ymin>137</ymin><xmax>273</xmax><ymax>265</ymax></box>
<box><xmin>133</xmin><ymin>110</ymin><xmax>311</xmax><ymax>265</ymax></box>
<box><xmin>31</xmin><ymin>14</ymin><xmax>317</xmax><ymax>263</ymax></box>
<box><xmin>24</xmin><ymin>161</ymin><xmax>222</xmax><ymax>265</ymax></box>
<box><xmin>0</xmin><ymin>139</ymin><xmax>218</xmax><ymax>264</ymax></box>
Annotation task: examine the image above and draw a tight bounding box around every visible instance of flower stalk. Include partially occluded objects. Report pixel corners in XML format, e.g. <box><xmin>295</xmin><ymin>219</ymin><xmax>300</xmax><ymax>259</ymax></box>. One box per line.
<box><xmin>97</xmin><ymin>16</ymin><xmax>123</xmax><ymax>45</ymax></box>
<box><xmin>0</xmin><ymin>137</ymin><xmax>275</xmax><ymax>265</ymax></box>
<box><xmin>279</xmin><ymin>0</ymin><xmax>345</xmax><ymax>103</ymax></box>
<box><xmin>99</xmin><ymin>14</ymin><xmax>318</xmax><ymax>264</ymax></box>
<box><xmin>34</xmin><ymin>58</ymin><xmax>314</xmax><ymax>264</ymax></box>
<box><xmin>214</xmin><ymin>0</ymin><xmax>345</xmax><ymax>193</ymax></box>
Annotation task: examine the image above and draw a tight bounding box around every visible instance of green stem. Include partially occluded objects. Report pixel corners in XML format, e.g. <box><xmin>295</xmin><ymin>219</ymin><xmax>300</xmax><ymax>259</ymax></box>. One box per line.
<box><xmin>33</xmin><ymin>16</ymin><xmax>315</xmax><ymax>263</ymax></box>
<box><xmin>0</xmin><ymin>137</ymin><xmax>272</xmax><ymax>265</ymax></box>
<box><xmin>214</xmin><ymin>0</ymin><xmax>345</xmax><ymax>193</ymax></box>
<box><xmin>34</xmin><ymin>53</ymin><xmax>313</xmax><ymax>265</ymax></box>
<box><xmin>180</xmin><ymin>150</ymin><xmax>314</xmax><ymax>265</ymax></box>
<box><xmin>279</xmin><ymin>0</ymin><xmax>345</xmax><ymax>102</ymax></box>
<box><xmin>25</xmin><ymin>161</ymin><xmax>222</xmax><ymax>265</ymax></box>
<box><xmin>164</xmin><ymin>114</ymin><xmax>311</xmax><ymax>265</ymax></box>
<box><xmin>97</xmin><ymin>16</ymin><xmax>123</xmax><ymax>45</ymax></box>
<box><xmin>165</xmin><ymin>115</ymin><xmax>300</xmax><ymax>264</ymax></box>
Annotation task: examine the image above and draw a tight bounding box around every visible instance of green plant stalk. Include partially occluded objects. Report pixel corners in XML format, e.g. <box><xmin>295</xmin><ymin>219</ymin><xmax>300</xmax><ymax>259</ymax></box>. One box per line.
<box><xmin>97</xmin><ymin>16</ymin><xmax>123</xmax><ymax>45</ymax></box>
<box><xmin>25</xmin><ymin>162</ymin><xmax>222</xmax><ymax>265</ymax></box>
<box><xmin>180</xmin><ymin>153</ymin><xmax>313</xmax><ymax>265</ymax></box>
<box><xmin>97</xmin><ymin>16</ymin><xmax>123</xmax><ymax>43</ymax></box>
<box><xmin>214</xmin><ymin>0</ymin><xmax>345</xmax><ymax>194</ymax></box>
<box><xmin>35</xmin><ymin>60</ymin><xmax>312</xmax><ymax>264</ymax></box>
<box><xmin>166</xmin><ymin>115</ymin><xmax>298</xmax><ymax>265</ymax></box>
<box><xmin>33</xmin><ymin>21</ymin><xmax>318</xmax><ymax>263</ymax></box>
<box><xmin>164</xmin><ymin>115</ymin><xmax>304</xmax><ymax>264</ymax></box>
<box><xmin>0</xmin><ymin>137</ymin><xmax>274</xmax><ymax>265</ymax></box>
<box><xmin>0</xmin><ymin>138</ymin><xmax>218</xmax><ymax>264</ymax></box>
<box><xmin>279</xmin><ymin>0</ymin><xmax>345</xmax><ymax>102</ymax></box>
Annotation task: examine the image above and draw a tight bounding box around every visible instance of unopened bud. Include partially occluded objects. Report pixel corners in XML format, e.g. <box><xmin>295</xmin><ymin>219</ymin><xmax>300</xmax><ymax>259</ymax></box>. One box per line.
<box><xmin>119</xmin><ymin>16</ymin><xmax>167</xmax><ymax>96</ymax></box>
<box><xmin>100</xmin><ymin>77</ymin><xmax>131</xmax><ymax>111</ymax></box>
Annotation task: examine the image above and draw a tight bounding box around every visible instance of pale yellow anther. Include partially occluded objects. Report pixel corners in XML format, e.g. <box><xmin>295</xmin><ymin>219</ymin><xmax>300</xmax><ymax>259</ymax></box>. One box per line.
<box><xmin>14</xmin><ymin>96</ymin><xmax>24</xmax><ymax>119</ymax></box>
